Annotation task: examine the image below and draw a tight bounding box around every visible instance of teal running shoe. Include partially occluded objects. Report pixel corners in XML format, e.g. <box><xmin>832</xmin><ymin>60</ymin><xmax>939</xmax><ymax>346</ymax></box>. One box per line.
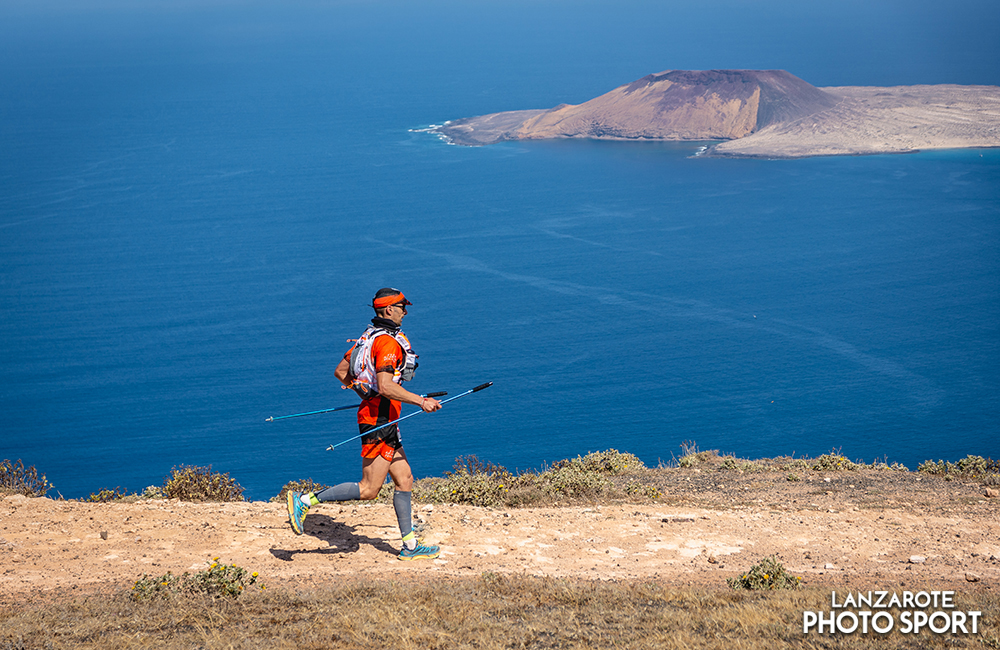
<box><xmin>398</xmin><ymin>542</ymin><xmax>440</xmax><ymax>561</ymax></box>
<box><xmin>287</xmin><ymin>491</ymin><xmax>309</xmax><ymax>535</ymax></box>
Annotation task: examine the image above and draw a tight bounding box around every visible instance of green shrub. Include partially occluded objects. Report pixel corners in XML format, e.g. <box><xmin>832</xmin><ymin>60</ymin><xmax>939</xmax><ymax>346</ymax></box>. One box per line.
<box><xmin>811</xmin><ymin>452</ymin><xmax>859</xmax><ymax>471</ymax></box>
<box><xmin>720</xmin><ymin>456</ymin><xmax>765</xmax><ymax>473</ymax></box>
<box><xmin>550</xmin><ymin>449</ymin><xmax>647</xmax><ymax>475</ymax></box>
<box><xmin>624</xmin><ymin>480</ymin><xmax>661</xmax><ymax>498</ymax></box>
<box><xmin>162</xmin><ymin>465</ymin><xmax>244</xmax><ymax>502</ymax></box>
<box><xmin>131</xmin><ymin>557</ymin><xmax>262</xmax><ymax>600</ymax></box>
<box><xmin>541</xmin><ymin>464</ymin><xmax>612</xmax><ymax>499</ymax></box>
<box><xmin>677</xmin><ymin>441</ymin><xmax>719</xmax><ymax>468</ymax></box>
<box><xmin>0</xmin><ymin>459</ymin><xmax>49</xmax><ymax>497</ymax></box>
<box><xmin>271</xmin><ymin>478</ymin><xmax>330</xmax><ymax>503</ymax></box>
<box><xmin>727</xmin><ymin>556</ymin><xmax>802</xmax><ymax>590</ymax></box>
<box><xmin>87</xmin><ymin>487</ymin><xmax>129</xmax><ymax>503</ymax></box>
<box><xmin>918</xmin><ymin>455</ymin><xmax>999</xmax><ymax>479</ymax></box>
<box><xmin>415</xmin><ymin>451</ymin><xmax>656</xmax><ymax>508</ymax></box>
<box><xmin>417</xmin><ymin>456</ymin><xmax>526</xmax><ymax>508</ymax></box>
<box><xmin>864</xmin><ymin>456</ymin><xmax>909</xmax><ymax>472</ymax></box>
<box><xmin>779</xmin><ymin>458</ymin><xmax>811</xmax><ymax>472</ymax></box>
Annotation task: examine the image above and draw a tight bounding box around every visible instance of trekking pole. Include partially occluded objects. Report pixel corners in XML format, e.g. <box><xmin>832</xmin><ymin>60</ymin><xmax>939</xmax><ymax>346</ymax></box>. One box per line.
<box><xmin>326</xmin><ymin>382</ymin><xmax>493</xmax><ymax>451</ymax></box>
<box><xmin>267</xmin><ymin>392</ymin><xmax>448</xmax><ymax>422</ymax></box>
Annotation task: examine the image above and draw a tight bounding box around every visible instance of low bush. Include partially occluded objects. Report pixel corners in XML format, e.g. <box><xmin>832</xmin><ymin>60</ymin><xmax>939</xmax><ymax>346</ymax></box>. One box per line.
<box><xmin>131</xmin><ymin>557</ymin><xmax>262</xmax><ymax>600</ymax></box>
<box><xmin>810</xmin><ymin>451</ymin><xmax>860</xmax><ymax>471</ymax></box>
<box><xmin>415</xmin><ymin>451</ymin><xmax>657</xmax><ymax>508</ymax></box>
<box><xmin>918</xmin><ymin>455</ymin><xmax>999</xmax><ymax>479</ymax></box>
<box><xmin>677</xmin><ymin>441</ymin><xmax>719</xmax><ymax>468</ymax></box>
<box><xmin>866</xmin><ymin>456</ymin><xmax>909</xmax><ymax>472</ymax></box>
<box><xmin>541</xmin><ymin>463</ymin><xmax>612</xmax><ymax>499</ymax></box>
<box><xmin>161</xmin><ymin>465</ymin><xmax>244</xmax><ymax>502</ymax></box>
<box><xmin>0</xmin><ymin>459</ymin><xmax>49</xmax><ymax>497</ymax></box>
<box><xmin>720</xmin><ymin>456</ymin><xmax>765</xmax><ymax>473</ymax></box>
<box><xmin>271</xmin><ymin>479</ymin><xmax>330</xmax><ymax>503</ymax></box>
<box><xmin>87</xmin><ymin>487</ymin><xmax>130</xmax><ymax>503</ymax></box>
<box><xmin>727</xmin><ymin>556</ymin><xmax>802</xmax><ymax>591</ymax></box>
<box><xmin>779</xmin><ymin>458</ymin><xmax>811</xmax><ymax>471</ymax></box>
<box><xmin>416</xmin><ymin>456</ymin><xmax>527</xmax><ymax>508</ymax></box>
<box><xmin>550</xmin><ymin>449</ymin><xmax>647</xmax><ymax>475</ymax></box>
<box><xmin>624</xmin><ymin>480</ymin><xmax>661</xmax><ymax>498</ymax></box>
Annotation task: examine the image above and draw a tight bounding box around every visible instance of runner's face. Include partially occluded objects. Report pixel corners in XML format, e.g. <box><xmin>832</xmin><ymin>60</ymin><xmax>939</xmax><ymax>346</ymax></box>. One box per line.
<box><xmin>387</xmin><ymin>302</ymin><xmax>407</xmax><ymax>325</ymax></box>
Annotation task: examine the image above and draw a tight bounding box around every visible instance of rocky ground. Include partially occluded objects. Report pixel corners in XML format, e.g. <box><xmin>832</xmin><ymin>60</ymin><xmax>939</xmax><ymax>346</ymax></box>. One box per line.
<box><xmin>2</xmin><ymin>468</ymin><xmax>998</xmax><ymax>600</ymax></box>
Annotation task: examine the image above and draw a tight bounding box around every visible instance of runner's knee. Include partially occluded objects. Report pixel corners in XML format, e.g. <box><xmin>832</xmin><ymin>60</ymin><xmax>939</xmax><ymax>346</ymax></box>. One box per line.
<box><xmin>358</xmin><ymin>483</ymin><xmax>382</xmax><ymax>500</ymax></box>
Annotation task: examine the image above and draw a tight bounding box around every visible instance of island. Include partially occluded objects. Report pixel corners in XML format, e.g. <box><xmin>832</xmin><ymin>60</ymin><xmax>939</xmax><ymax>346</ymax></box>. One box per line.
<box><xmin>430</xmin><ymin>69</ymin><xmax>1000</xmax><ymax>158</ymax></box>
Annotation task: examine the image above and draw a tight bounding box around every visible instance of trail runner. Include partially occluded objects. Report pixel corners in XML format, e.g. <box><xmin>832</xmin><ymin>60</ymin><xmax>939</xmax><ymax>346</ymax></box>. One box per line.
<box><xmin>286</xmin><ymin>288</ymin><xmax>443</xmax><ymax>560</ymax></box>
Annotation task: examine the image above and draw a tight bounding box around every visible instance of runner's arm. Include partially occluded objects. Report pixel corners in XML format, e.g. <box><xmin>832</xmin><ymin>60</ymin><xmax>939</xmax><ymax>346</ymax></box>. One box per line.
<box><xmin>334</xmin><ymin>356</ymin><xmax>351</xmax><ymax>387</ymax></box>
<box><xmin>377</xmin><ymin>371</ymin><xmax>441</xmax><ymax>412</ymax></box>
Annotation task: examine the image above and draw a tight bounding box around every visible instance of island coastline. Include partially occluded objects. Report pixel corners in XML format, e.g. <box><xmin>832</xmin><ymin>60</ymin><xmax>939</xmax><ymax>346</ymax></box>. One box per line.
<box><xmin>430</xmin><ymin>72</ymin><xmax>1000</xmax><ymax>159</ymax></box>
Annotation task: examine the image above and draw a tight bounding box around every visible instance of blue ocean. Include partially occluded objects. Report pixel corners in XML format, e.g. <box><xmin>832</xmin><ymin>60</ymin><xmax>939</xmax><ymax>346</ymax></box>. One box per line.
<box><xmin>2</xmin><ymin>0</ymin><xmax>999</xmax><ymax>501</ymax></box>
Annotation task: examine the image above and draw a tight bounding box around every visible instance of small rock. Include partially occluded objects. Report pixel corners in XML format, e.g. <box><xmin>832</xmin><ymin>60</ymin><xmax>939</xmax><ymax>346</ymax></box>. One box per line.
<box><xmin>707</xmin><ymin>555</ymin><xmax>718</xmax><ymax>564</ymax></box>
<box><xmin>985</xmin><ymin>488</ymin><xmax>998</xmax><ymax>498</ymax></box>
<box><xmin>824</xmin><ymin>563</ymin><xmax>838</xmax><ymax>570</ymax></box>
<box><xmin>965</xmin><ymin>573</ymin><xmax>981</xmax><ymax>583</ymax></box>
<box><xmin>99</xmin><ymin>531</ymin><xmax>108</xmax><ymax>540</ymax></box>
<box><xmin>422</xmin><ymin>504</ymin><xmax>435</xmax><ymax>512</ymax></box>
<box><xmin>909</xmin><ymin>555</ymin><xmax>926</xmax><ymax>564</ymax></box>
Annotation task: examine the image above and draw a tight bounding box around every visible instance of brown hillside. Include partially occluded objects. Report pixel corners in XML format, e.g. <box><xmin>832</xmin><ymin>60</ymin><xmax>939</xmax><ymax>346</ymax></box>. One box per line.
<box><xmin>437</xmin><ymin>69</ymin><xmax>837</xmax><ymax>145</ymax></box>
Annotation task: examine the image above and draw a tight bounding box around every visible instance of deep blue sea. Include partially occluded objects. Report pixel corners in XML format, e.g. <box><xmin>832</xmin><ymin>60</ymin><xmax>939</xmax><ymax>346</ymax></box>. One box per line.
<box><xmin>2</xmin><ymin>0</ymin><xmax>999</xmax><ymax>501</ymax></box>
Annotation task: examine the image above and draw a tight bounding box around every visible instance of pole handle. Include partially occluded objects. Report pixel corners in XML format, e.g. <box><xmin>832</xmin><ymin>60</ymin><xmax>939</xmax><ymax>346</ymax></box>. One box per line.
<box><xmin>326</xmin><ymin>381</ymin><xmax>493</xmax><ymax>451</ymax></box>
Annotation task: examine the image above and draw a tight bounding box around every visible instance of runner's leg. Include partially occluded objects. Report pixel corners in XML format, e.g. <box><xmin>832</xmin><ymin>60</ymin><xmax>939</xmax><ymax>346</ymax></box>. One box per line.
<box><xmin>357</xmin><ymin>453</ymin><xmax>392</xmax><ymax>500</ymax></box>
<box><xmin>388</xmin><ymin>448</ymin><xmax>417</xmax><ymax>549</ymax></box>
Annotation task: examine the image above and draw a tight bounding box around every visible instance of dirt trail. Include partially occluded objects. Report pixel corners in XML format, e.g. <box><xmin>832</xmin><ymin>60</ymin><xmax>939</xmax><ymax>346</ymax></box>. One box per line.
<box><xmin>2</xmin><ymin>470</ymin><xmax>998</xmax><ymax>597</ymax></box>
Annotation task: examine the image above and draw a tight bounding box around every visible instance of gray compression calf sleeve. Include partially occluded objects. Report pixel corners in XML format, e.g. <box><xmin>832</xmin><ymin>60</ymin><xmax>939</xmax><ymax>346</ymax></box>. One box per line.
<box><xmin>314</xmin><ymin>482</ymin><xmax>361</xmax><ymax>502</ymax></box>
<box><xmin>393</xmin><ymin>490</ymin><xmax>412</xmax><ymax>537</ymax></box>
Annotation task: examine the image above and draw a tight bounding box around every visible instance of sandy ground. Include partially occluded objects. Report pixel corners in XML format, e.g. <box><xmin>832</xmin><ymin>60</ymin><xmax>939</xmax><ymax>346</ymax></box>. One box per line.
<box><xmin>2</xmin><ymin>470</ymin><xmax>998</xmax><ymax>599</ymax></box>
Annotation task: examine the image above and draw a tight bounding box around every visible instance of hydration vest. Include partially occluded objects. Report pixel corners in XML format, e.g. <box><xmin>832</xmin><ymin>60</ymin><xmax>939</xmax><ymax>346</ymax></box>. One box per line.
<box><xmin>347</xmin><ymin>325</ymin><xmax>418</xmax><ymax>401</ymax></box>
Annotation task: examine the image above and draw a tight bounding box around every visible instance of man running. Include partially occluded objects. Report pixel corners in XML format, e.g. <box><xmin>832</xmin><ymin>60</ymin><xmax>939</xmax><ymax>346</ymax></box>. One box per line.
<box><xmin>286</xmin><ymin>288</ymin><xmax>443</xmax><ymax>560</ymax></box>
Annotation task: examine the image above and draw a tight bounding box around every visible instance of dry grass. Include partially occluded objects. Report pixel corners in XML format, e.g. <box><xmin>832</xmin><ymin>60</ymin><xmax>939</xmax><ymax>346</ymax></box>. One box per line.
<box><xmin>2</xmin><ymin>576</ymin><xmax>997</xmax><ymax>649</ymax></box>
